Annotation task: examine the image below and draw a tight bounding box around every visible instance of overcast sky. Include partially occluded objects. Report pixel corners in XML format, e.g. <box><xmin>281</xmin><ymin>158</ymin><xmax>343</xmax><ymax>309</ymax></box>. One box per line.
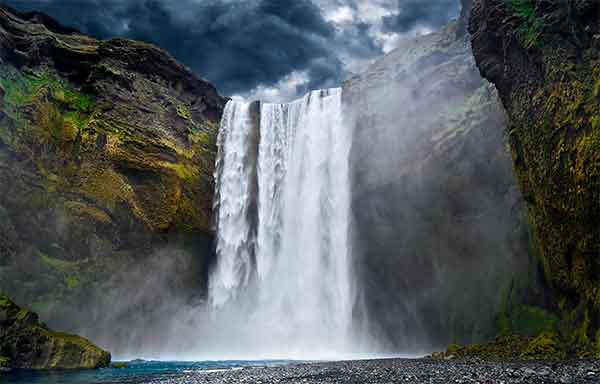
<box><xmin>6</xmin><ymin>0</ymin><xmax>460</xmax><ymax>101</ymax></box>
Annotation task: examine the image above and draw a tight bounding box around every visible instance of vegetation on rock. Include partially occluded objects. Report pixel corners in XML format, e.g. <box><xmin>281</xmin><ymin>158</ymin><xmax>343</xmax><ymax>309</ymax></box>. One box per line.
<box><xmin>435</xmin><ymin>332</ymin><xmax>567</xmax><ymax>360</ymax></box>
<box><xmin>0</xmin><ymin>294</ymin><xmax>110</xmax><ymax>370</ymax></box>
<box><xmin>470</xmin><ymin>0</ymin><xmax>600</xmax><ymax>357</ymax></box>
<box><xmin>508</xmin><ymin>0</ymin><xmax>543</xmax><ymax>48</ymax></box>
<box><xmin>0</xmin><ymin>4</ymin><xmax>225</xmax><ymax>353</ymax></box>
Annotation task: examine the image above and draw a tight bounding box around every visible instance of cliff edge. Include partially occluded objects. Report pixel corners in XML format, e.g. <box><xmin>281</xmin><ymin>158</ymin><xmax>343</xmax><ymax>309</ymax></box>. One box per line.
<box><xmin>470</xmin><ymin>0</ymin><xmax>600</xmax><ymax>356</ymax></box>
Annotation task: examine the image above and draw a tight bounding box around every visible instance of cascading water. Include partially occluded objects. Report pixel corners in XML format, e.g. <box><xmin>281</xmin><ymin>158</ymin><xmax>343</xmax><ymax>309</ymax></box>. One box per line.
<box><xmin>208</xmin><ymin>88</ymin><xmax>357</xmax><ymax>357</ymax></box>
<box><xmin>209</xmin><ymin>101</ymin><xmax>258</xmax><ymax>309</ymax></box>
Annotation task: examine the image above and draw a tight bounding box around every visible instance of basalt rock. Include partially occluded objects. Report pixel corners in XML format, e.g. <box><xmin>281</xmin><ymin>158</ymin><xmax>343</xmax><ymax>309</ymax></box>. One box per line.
<box><xmin>0</xmin><ymin>5</ymin><xmax>225</xmax><ymax>354</ymax></box>
<box><xmin>470</xmin><ymin>0</ymin><xmax>600</xmax><ymax>356</ymax></box>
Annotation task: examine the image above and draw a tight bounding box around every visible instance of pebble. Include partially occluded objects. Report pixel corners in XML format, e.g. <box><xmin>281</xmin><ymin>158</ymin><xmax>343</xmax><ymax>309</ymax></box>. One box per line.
<box><xmin>146</xmin><ymin>358</ymin><xmax>600</xmax><ymax>384</ymax></box>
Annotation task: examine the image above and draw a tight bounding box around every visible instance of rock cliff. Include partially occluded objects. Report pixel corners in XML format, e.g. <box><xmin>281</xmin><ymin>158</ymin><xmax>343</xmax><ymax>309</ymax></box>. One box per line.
<box><xmin>470</xmin><ymin>0</ymin><xmax>600</xmax><ymax>356</ymax></box>
<box><xmin>0</xmin><ymin>294</ymin><xmax>110</xmax><ymax>370</ymax></box>
<box><xmin>0</xmin><ymin>4</ymin><xmax>225</xmax><ymax>353</ymax></box>
<box><xmin>344</xmin><ymin>5</ymin><xmax>543</xmax><ymax>350</ymax></box>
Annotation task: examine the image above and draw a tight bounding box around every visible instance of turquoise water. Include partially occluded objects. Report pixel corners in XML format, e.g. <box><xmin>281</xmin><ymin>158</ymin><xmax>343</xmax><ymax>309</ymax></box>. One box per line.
<box><xmin>1</xmin><ymin>360</ymin><xmax>292</xmax><ymax>384</ymax></box>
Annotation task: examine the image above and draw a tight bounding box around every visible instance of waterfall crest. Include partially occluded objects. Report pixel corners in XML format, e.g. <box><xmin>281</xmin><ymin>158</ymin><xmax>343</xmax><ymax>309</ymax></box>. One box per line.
<box><xmin>209</xmin><ymin>88</ymin><xmax>357</xmax><ymax>357</ymax></box>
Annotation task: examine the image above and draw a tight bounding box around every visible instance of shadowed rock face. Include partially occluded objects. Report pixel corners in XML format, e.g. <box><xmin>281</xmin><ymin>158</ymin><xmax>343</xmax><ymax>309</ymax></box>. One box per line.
<box><xmin>0</xmin><ymin>5</ymin><xmax>225</xmax><ymax>354</ymax></box>
<box><xmin>344</xmin><ymin>14</ymin><xmax>534</xmax><ymax>350</ymax></box>
<box><xmin>470</xmin><ymin>0</ymin><xmax>600</xmax><ymax>355</ymax></box>
<box><xmin>0</xmin><ymin>294</ymin><xmax>110</xmax><ymax>370</ymax></box>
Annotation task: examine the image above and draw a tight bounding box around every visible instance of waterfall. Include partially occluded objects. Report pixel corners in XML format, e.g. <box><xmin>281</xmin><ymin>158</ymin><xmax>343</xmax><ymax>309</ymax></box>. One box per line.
<box><xmin>209</xmin><ymin>88</ymin><xmax>356</xmax><ymax>357</ymax></box>
<box><xmin>209</xmin><ymin>101</ymin><xmax>259</xmax><ymax>308</ymax></box>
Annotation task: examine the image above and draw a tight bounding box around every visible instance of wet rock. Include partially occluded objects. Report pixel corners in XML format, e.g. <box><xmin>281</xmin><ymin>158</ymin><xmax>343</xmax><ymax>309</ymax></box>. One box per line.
<box><xmin>470</xmin><ymin>0</ymin><xmax>600</xmax><ymax>353</ymax></box>
<box><xmin>0</xmin><ymin>4</ymin><xmax>226</xmax><ymax>353</ymax></box>
<box><xmin>0</xmin><ymin>294</ymin><xmax>110</xmax><ymax>370</ymax></box>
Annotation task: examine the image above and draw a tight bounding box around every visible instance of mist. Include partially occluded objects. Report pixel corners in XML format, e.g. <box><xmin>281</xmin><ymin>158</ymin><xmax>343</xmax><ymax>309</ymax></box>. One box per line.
<box><xmin>344</xmin><ymin>20</ymin><xmax>530</xmax><ymax>353</ymax></box>
<box><xmin>87</xmin><ymin>21</ymin><xmax>529</xmax><ymax>359</ymax></box>
<box><xmin>43</xmin><ymin>20</ymin><xmax>530</xmax><ymax>361</ymax></box>
<box><xmin>0</xmin><ymin>1</ymin><xmax>532</xmax><ymax>361</ymax></box>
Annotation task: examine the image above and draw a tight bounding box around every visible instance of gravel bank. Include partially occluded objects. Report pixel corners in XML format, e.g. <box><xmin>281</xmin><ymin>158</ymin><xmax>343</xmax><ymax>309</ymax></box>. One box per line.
<box><xmin>164</xmin><ymin>358</ymin><xmax>600</xmax><ymax>384</ymax></box>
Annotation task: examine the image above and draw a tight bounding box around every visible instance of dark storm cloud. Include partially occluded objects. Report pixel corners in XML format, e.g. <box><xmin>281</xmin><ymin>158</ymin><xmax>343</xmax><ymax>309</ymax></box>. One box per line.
<box><xmin>5</xmin><ymin>0</ymin><xmax>461</xmax><ymax>98</ymax></box>
<box><xmin>6</xmin><ymin>0</ymin><xmax>345</xmax><ymax>96</ymax></box>
<box><xmin>382</xmin><ymin>0</ymin><xmax>460</xmax><ymax>33</ymax></box>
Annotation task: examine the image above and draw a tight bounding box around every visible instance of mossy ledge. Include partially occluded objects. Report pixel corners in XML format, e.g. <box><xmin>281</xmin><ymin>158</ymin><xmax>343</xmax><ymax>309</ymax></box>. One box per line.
<box><xmin>470</xmin><ymin>0</ymin><xmax>600</xmax><ymax>356</ymax></box>
<box><xmin>0</xmin><ymin>4</ymin><xmax>225</xmax><ymax>351</ymax></box>
<box><xmin>433</xmin><ymin>333</ymin><xmax>566</xmax><ymax>361</ymax></box>
<box><xmin>0</xmin><ymin>294</ymin><xmax>110</xmax><ymax>370</ymax></box>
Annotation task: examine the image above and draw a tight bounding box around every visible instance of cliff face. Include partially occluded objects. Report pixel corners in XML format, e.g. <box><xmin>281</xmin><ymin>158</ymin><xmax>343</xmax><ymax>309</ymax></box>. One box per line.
<box><xmin>0</xmin><ymin>5</ymin><xmax>225</xmax><ymax>353</ymax></box>
<box><xmin>344</xmin><ymin>14</ymin><xmax>536</xmax><ymax>350</ymax></box>
<box><xmin>470</xmin><ymin>0</ymin><xmax>600</xmax><ymax>355</ymax></box>
<box><xmin>0</xmin><ymin>294</ymin><xmax>110</xmax><ymax>370</ymax></box>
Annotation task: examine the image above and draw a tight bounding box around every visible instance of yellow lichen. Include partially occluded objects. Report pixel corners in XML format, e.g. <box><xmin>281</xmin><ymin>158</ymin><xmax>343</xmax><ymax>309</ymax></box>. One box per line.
<box><xmin>176</xmin><ymin>104</ymin><xmax>193</xmax><ymax>122</ymax></box>
<box><xmin>64</xmin><ymin>201</ymin><xmax>112</xmax><ymax>224</ymax></box>
<box><xmin>520</xmin><ymin>332</ymin><xmax>565</xmax><ymax>360</ymax></box>
<box><xmin>508</xmin><ymin>58</ymin><xmax>600</xmax><ymax>353</ymax></box>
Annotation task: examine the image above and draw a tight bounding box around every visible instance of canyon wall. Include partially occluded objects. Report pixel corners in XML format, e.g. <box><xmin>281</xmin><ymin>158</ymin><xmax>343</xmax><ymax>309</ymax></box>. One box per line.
<box><xmin>470</xmin><ymin>0</ymin><xmax>600</xmax><ymax>356</ymax></box>
<box><xmin>0</xmin><ymin>5</ymin><xmax>225</xmax><ymax>352</ymax></box>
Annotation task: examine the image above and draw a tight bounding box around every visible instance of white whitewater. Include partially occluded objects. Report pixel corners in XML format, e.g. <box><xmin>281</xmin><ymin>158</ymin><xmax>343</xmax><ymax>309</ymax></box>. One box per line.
<box><xmin>209</xmin><ymin>101</ymin><xmax>256</xmax><ymax>308</ymax></box>
<box><xmin>208</xmin><ymin>88</ymin><xmax>357</xmax><ymax>358</ymax></box>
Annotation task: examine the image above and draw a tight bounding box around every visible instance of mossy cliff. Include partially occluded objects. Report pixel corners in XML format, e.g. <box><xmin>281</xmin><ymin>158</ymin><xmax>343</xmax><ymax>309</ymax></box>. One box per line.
<box><xmin>0</xmin><ymin>294</ymin><xmax>110</xmax><ymax>370</ymax></box>
<box><xmin>470</xmin><ymin>0</ymin><xmax>600</xmax><ymax>356</ymax></box>
<box><xmin>0</xmin><ymin>5</ymin><xmax>225</xmax><ymax>353</ymax></box>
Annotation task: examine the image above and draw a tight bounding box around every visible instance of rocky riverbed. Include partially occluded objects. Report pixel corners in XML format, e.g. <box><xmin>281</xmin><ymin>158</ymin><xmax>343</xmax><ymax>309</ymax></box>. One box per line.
<box><xmin>163</xmin><ymin>358</ymin><xmax>600</xmax><ymax>384</ymax></box>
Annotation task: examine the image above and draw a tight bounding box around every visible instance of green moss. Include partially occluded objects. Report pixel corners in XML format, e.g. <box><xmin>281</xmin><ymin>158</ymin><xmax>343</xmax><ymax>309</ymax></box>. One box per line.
<box><xmin>38</xmin><ymin>251</ymin><xmax>78</xmax><ymax>272</ymax></box>
<box><xmin>64</xmin><ymin>201</ymin><xmax>112</xmax><ymax>224</ymax></box>
<box><xmin>16</xmin><ymin>308</ymin><xmax>29</xmax><ymax>321</ymax></box>
<box><xmin>0</xmin><ymin>356</ymin><xmax>10</xmax><ymax>368</ymax></box>
<box><xmin>520</xmin><ymin>332</ymin><xmax>566</xmax><ymax>360</ymax></box>
<box><xmin>0</xmin><ymin>66</ymin><xmax>92</xmax><ymax>112</ymax></box>
<box><xmin>0</xmin><ymin>295</ymin><xmax>11</xmax><ymax>308</ymax></box>
<box><xmin>176</xmin><ymin>104</ymin><xmax>193</xmax><ymax>122</ymax></box>
<box><xmin>2</xmin><ymin>294</ymin><xmax>111</xmax><ymax>370</ymax></box>
<box><xmin>510</xmin><ymin>305</ymin><xmax>559</xmax><ymax>336</ymax></box>
<box><xmin>507</xmin><ymin>57</ymin><xmax>600</xmax><ymax>352</ymax></box>
<box><xmin>79</xmin><ymin>167</ymin><xmax>137</xmax><ymax>213</ymax></box>
<box><xmin>43</xmin><ymin>330</ymin><xmax>97</xmax><ymax>349</ymax></box>
<box><xmin>446</xmin><ymin>343</ymin><xmax>461</xmax><ymax>355</ymax></box>
<box><xmin>64</xmin><ymin>276</ymin><xmax>80</xmax><ymax>290</ymax></box>
<box><xmin>96</xmin><ymin>63</ymin><xmax>122</xmax><ymax>77</ymax></box>
<box><xmin>441</xmin><ymin>335</ymin><xmax>531</xmax><ymax>360</ymax></box>
<box><xmin>508</xmin><ymin>0</ymin><xmax>543</xmax><ymax>48</ymax></box>
<box><xmin>163</xmin><ymin>162</ymin><xmax>199</xmax><ymax>183</ymax></box>
<box><xmin>594</xmin><ymin>330</ymin><xmax>600</xmax><ymax>358</ymax></box>
<box><xmin>0</xmin><ymin>66</ymin><xmax>94</xmax><ymax>147</ymax></box>
<box><xmin>190</xmin><ymin>131</ymin><xmax>212</xmax><ymax>148</ymax></box>
<box><xmin>51</xmin><ymin>86</ymin><xmax>93</xmax><ymax>112</ymax></box>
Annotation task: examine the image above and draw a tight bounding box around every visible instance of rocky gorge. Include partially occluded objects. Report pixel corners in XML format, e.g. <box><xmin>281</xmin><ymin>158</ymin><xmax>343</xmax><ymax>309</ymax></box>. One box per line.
<box><xmin>0</xmin><ymin>0</ymin><xmax>598</xmax><ymax>373</ymax></box>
